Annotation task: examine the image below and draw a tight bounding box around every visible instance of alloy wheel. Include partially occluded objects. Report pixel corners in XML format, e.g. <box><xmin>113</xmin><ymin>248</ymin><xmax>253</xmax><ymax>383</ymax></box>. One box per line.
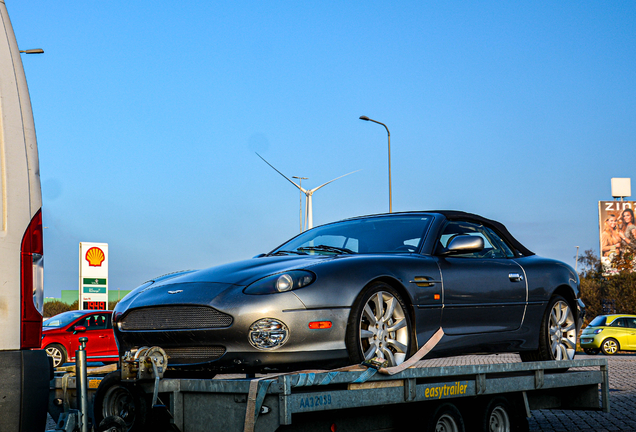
<box><xmin>358</xmin><ymin>290</ymin><xmax>409</xmax><ymax>366</ymax></box>
<box><xmin>602</xmin><ymin>339</ymin><xmax>618</xmax><ymax>355</ymax></box>
<box><xmin>45</xmin><ymin>346</ymin><xmax>63</xmax><ymax>368</ymax></box>
<box><xmin>548</xmin><ymin>300</ymin><xmax>576</xmax><ymax>360</ymax></box>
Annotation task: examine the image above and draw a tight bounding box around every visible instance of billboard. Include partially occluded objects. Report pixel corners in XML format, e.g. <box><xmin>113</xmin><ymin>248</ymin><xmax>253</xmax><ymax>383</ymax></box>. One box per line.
<box><xmin>79</xmin><ymin>242</ymin><xmax>108</xmax><ymax>310</ymax></box>
<box><xmin>598</xmin><ymin>201</ymin><xmax>636</xmax><ymax>272</ymax></box>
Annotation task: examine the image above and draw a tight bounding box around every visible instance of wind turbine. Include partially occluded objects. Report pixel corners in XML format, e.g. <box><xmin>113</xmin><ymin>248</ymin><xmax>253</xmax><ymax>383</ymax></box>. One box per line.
<box><xmin>256</xmin><ymin>153</ymin><xmax>359</xmax><ymax>231</ymax></box>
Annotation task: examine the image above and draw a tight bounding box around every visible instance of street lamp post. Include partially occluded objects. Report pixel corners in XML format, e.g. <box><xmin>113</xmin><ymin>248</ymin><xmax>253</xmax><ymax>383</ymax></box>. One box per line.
<box><xmin>360</xmin><ymin>116</ymin><xmax>391</xmax><ymax>213</ymax></box>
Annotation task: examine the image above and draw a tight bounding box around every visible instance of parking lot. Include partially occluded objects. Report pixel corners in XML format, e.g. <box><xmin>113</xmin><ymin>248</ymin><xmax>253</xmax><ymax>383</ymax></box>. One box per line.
<box><xmin>46</xmin><ymin>352</ymin><xmax>635</xmax><ymax>431</ymax></box>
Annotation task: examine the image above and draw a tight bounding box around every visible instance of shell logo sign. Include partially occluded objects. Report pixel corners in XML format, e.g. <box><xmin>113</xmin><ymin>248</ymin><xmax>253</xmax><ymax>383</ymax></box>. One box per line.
<box><xmin>79</xmin><ymin>242</ymin><xmax>108</xmax><ymax>310</ymax></box>
<box><xmin>85</xmin><ymin>247</ymin><xmax>105</xmax><ymax>267</ymax></box>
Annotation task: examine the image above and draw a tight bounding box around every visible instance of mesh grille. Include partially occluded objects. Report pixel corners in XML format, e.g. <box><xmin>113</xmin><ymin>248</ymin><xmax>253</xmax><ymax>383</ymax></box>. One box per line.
<box><xmin>120</xmin><ymin>306</ymin><xmax>233</xmax><ymax>330</ymax></box>
<box><xmin>164</xmin><ymin>346</ymin><xmax>226</xmax><ymax>364</ymax></box>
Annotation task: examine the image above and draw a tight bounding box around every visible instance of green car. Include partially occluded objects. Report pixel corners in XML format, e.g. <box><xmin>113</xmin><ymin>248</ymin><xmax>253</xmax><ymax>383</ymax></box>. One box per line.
<box><xmin>580</xmin><ymin>314</ymin><xmax>636</xmax><ymax>355</ymax></box>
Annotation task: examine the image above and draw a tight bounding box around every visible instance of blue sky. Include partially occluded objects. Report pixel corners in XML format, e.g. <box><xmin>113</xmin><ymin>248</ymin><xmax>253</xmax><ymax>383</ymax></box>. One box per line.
<box><xmin>8</xmin><ymin>1</ymin><xmax>635</xmax><ymax>298</ymax></box>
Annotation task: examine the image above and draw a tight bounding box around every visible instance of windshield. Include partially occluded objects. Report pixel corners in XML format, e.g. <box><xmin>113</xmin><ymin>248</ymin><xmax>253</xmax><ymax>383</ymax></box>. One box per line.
<box><xmin>43</xmin><ymin>311</ymin><xmax>87</xmax><ymax>328</ymax></box>
<box><xmin>588</xmin><ymin>316</ymin><xmax>607</xmax><ymax>327</ymax></box>
<box><xmin>271</xmin><ymin>215</ymin><xmax>432</xmax><ymax>256</ymax></box>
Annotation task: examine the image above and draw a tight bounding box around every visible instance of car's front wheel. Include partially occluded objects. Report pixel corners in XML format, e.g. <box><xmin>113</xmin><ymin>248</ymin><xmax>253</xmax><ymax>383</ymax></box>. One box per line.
<box><xmin>45</xmin><ymin>343</ymin><xmax>67</xmax><ymax>368</ymax></box>
<box><xmin>601</xmin><ymin>338</ymin><xmax>619</xmax><ymax>355</ymax></box>
<box><xmin>346</xmin><ymin>282</ymin><xmax>413</xmax><ymax>367</ymax></box>
<box><xmin>520</xmin><ymin>295</ymin><xmax>577</xmax><ymax>362</ymax></box>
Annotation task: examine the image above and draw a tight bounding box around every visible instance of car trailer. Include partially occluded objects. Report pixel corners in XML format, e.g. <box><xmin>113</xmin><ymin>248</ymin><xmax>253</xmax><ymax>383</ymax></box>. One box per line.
<box><xmin>48</xmin><ymin>346</ymin><xmax>610</xmax><ymax>432</ymax></box>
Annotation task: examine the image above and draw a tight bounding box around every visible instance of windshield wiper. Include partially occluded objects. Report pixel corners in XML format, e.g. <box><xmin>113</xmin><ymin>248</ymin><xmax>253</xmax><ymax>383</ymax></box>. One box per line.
<box><xmin>270</xmin><ymin>250</ymin><xmax>308</xmax><ymax>256</ymax></box>
<box><xmin>297</xmin><ymin>245</ymin><xmax>356</xmax><ymax>255</ymax></box>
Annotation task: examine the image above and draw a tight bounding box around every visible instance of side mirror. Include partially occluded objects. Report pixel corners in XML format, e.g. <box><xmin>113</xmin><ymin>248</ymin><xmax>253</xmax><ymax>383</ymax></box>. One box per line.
<box><xmin>73</xmin><ymin>325</ymin><xmax>87</xmax><ymax>334</ymax></box>
<box><xmin>442</xmin><ymin>235</ymin><xmax>484</xmax><ymax>255</ymax></box>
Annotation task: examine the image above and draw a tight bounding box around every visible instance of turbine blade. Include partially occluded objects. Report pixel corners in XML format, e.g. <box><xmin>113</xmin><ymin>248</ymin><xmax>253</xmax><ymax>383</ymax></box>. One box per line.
<box><xmin>256</xmin><ymin>153</ymin><xmax>305</xmax><ymax>192</ymax></box>
<box><xmin>309</xmin><ymin>169</ymin><xmax>361</xmax><ymax>192</ymax></box>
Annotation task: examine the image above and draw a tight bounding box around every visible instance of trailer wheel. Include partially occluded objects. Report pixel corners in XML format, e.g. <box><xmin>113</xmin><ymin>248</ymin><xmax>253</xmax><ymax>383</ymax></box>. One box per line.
<box><xmin>480</xmin><ymin>397</ymin><xmax>512</xmax><ymax>432</ymax></box>
<box><xmin>97</xmin><ymin>415</ymin><xmax>126</xmax><ymax>432</ymax></box>
<box><xmin>346</xmin><ymin>282</ymin><xmax>413</xmax><ymax>367</ymax></box>
<box><xmin>426</xmin><ymin>403</ymin><xmax>465</xmax><ymax>432</ymax></box>
<box><xmin>93</xmin><ymin>371</ymin><xmax>148</xmax><ymax>432</ymax></box>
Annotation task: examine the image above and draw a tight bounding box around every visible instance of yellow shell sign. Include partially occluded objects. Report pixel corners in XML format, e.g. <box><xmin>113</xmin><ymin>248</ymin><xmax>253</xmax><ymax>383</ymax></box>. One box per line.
<box><xmin>85</xmin><ymin>247</ymin><xmax>105</xmax><ymax>267</ymax></box>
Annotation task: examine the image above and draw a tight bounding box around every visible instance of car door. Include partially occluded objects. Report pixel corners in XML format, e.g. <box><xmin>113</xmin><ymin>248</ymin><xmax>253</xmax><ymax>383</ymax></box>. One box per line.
<box><xmin>436</xmin><ymin>221</ymin><xmax>527</xmax><ymax>335</ymax></box>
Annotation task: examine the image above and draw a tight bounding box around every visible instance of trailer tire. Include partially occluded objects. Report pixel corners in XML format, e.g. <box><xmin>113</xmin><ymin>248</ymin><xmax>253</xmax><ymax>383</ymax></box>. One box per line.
<box><xmin>93</xmin><ymin>371</ymin><xmax>149</xmax><ymax>432</ymax></box>
<box><xmin>426</xmin><ymin>403</ymin><xmax>465</xmax><ymax>432</ymax></box>
<box><xmin>97</xmin><ymin>415</ymin><xmax>126</xmax><ymax>432</ymax></box>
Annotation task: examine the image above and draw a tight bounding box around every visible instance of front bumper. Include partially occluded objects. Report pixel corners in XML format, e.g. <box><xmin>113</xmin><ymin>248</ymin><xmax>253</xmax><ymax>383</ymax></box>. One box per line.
<box><xmin>579</xmin><ymin>334</ymin><xmax>603</xmax><ymax>349</ymax></box>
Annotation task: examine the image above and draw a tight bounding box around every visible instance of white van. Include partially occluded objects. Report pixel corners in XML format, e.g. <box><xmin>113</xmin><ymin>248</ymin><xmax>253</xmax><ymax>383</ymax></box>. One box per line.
<box><xmin>0</xmin><ymin>2</ymin><xmax>50</xmax><ymax>430</ymax></box>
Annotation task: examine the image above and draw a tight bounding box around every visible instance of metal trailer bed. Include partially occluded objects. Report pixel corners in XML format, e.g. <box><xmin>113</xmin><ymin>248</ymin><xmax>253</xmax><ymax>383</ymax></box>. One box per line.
<box><xmin>49</xmin><ymin>357</ymin><xmax>609</xmax><ymax>432</ymax></box>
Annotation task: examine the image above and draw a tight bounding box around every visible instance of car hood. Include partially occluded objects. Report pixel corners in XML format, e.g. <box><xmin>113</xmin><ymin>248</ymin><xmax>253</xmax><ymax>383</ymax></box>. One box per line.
<box><xmin>151</xmin><ymin>255</ymin><xmax>333</xmax><ymax>288</ymax></box>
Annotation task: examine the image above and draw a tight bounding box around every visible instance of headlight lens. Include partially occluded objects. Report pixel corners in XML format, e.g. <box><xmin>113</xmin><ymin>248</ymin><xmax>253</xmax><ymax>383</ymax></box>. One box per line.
<box><xmin>594</xmin><ymin>328</ymin><xmax>604</xmax><ymax>334</ymax></box>
<box><xmin>244</xmin><ymin>270</ymin><xmax>315</xmax><ymax>294</ymax></box>
<box><xmin>249</xmin><ymin>318</ymin><xmax>289</xmax><ymax>350</ymax></box>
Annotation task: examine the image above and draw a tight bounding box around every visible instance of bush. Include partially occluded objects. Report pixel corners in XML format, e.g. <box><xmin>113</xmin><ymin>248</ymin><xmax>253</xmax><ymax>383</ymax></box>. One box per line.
<box><xmin>43</xmin><ymin>300</ymin><xmax>73</xmax><ymax>318</ymax></box>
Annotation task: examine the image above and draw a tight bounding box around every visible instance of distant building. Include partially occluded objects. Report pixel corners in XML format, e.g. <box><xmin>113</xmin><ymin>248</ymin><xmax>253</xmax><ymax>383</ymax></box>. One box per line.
<box><xmin>44</xmin><ymin>289</ymin><xmax>131</xmax><ymax>306</ymax></box>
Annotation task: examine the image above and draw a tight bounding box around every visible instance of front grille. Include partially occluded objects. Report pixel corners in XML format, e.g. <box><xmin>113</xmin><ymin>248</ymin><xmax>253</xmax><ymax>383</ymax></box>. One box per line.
<box><xmin>164</xmin><ymin>346</ymin><xmax>226</xmax><ymax>364</ymax></box>
<box><xmin>120</xmin><ymin>306</ymin><xmax>233</xmax><ymax>330</ymax></box>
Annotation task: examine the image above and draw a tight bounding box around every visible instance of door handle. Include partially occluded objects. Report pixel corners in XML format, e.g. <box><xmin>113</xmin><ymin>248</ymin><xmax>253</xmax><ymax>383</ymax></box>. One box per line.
<box><xmin>509</xmin><ymin>273</ymin><xmax>524</xmax><ymax>282</ymax></box>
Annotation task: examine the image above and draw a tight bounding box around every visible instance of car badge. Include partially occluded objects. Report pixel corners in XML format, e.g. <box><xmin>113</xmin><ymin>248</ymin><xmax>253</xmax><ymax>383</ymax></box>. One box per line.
<box><xmin>168</xmin><ymin>290</ymin><xmax>183</xmax><ymax>294</ymax></box>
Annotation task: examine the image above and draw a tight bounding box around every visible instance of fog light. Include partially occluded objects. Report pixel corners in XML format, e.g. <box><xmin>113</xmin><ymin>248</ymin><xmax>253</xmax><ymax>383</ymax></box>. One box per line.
<box><xmin>249</xmin><ymin>318</ymin><xmax>289</xmax><ymax>350</ymax></box>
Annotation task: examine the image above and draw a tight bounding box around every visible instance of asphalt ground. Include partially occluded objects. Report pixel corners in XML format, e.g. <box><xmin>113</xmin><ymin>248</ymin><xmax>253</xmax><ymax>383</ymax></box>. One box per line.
<box><xmin>45</xmin><ymin>352</ymin><xmax>636</xmax><ymax>431</ymax></box>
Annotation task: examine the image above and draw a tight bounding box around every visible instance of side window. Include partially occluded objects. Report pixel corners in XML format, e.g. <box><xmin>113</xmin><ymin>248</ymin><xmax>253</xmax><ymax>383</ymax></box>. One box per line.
<box><xmin>627</xmin><ymin>318</ymin><xmax>636</xmax><ymax>329</ymax></box>
<box><xmin>610</xmin><ymin>318</ymin><xmax>626</xmax><ymax>328</ymax></box>
<box><xmin>438</xmin><ymin>221</ymin><xmax>511</xmax><ymax>259</ymax></box>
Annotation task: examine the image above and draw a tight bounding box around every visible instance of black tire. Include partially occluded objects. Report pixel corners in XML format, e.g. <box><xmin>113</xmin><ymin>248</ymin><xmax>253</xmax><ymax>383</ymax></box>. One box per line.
<box><xmin>97</xmin><ymin>416</ymin><xmax>127</xmax><ymax>432</ymax></box>
<box><xmin>45</xmin><ymin>343</ymin><xmax>67</xmax><ymax>368</ymax></box>
<box><xmin>520</xmin><ymin>295</ymin><xmax>576</xmax><ymax>362</ymax></box>
<box><xmin>600</xmin><ymin>338</ymin><xmax>619</xmax><ymax>356</ymax></box>
<box><xmin>583</xmin><ymin>348</ymin><xmax>600</xmax><ymax>355</ymax></box>
<box><xmin>93</xmin><ymin>371</ymin><xmax>149</xmax><ymax>432</ymax></box>
<box><xmin>345</xmin><ymin>282</ymin><xmax>413</xmax><ymax>367</ymax></box>
<box><xmin>480</xmin><ymin>397</ymin><xmax>512</xmax><ymax>432</ymax></box>
<box><xmin>426</xmin><ymin>403</ymin><xmax>465</xmax><ymax>432</ymax></box>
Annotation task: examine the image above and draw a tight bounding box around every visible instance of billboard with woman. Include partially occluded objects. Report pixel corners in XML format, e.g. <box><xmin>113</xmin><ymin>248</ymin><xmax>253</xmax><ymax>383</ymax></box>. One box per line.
<box><xmin>599</xmin><ymin>201</ymin><xmax>636</xmax><ymax>273</ymax></box>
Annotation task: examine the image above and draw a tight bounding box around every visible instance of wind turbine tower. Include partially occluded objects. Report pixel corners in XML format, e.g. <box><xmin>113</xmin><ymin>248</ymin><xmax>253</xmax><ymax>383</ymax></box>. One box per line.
<box><xmin>256</xmin><ymin>153</ymin><xmax>359</xmax><ymax>231</ymax></box>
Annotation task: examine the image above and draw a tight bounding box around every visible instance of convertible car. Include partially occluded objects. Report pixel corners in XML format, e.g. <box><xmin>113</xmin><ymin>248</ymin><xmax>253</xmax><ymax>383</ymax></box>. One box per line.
<box><xmin>113</xmin><ymin>211</ymin><xmax>584</xmax><ymax>374</ymax></box>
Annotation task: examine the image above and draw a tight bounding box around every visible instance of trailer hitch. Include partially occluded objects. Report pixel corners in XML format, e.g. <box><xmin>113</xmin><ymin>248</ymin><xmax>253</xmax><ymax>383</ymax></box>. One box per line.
<box><xmin>121</xmin><ymin>346</ymin><xmax>169</xmax><ymax>406</ymax></box>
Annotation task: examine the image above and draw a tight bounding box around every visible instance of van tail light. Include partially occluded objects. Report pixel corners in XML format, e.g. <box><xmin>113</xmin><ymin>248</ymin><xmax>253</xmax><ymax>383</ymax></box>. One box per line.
<box><xmin>20</xmin><ymin>209</ymin><xmax>44</xmax><ymax>349</ymax></box>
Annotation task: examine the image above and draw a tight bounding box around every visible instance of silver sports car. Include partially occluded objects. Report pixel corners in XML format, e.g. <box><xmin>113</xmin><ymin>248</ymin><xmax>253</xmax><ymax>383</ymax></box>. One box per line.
<box><xmin>112</xmin><ymin>211</ymin><xmax>584</xmax><ymax>374</ymax></box>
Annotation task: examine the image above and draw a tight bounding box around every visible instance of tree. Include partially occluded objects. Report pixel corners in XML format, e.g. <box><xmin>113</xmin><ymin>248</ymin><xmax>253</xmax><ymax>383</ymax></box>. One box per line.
<box><xmin>578</xmin><ymin>249</ymin><xmax>636</xmax><ymax>324</ymax></box>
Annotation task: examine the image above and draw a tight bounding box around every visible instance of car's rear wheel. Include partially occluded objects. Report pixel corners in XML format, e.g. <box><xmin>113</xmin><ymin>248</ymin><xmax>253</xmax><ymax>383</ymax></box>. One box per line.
<box><xmin>601</xmin><ymin>338</ymin><xmax>619</xmax><ymax>355</ymax></box>
<box><xmin>346</xmin><ymin>282</ymin><xmax>413</xmax><ymax>367</ymax></box>
<box><xmin>520</xmin><ymin>295</ymin><xmax>576</xmax><ymax>362</ymax></box>
<box><xmin>45</xmin><ymin>343</ymin><xmax>67</xmax><ymax>368</ymax></box>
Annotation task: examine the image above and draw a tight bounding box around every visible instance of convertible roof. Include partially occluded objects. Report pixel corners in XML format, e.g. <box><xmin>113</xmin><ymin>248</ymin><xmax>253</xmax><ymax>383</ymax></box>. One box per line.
<box><xmin>428</xmin><ymin>210</ymin><xmax>535</xmax><ymax>256</ymax></box>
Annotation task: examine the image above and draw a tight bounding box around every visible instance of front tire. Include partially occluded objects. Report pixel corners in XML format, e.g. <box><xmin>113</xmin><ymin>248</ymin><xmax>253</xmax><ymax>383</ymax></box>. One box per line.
<box><xmin>520</xmin><ymin>295</ymin><xmax>576</xmax><ymax>362</ymax></box>
<box><xmin>346</xmin><ymin>282</ymin><xmax>413</xmax><ymax>367</ymax></box>
<box><xmin>45</xmin><ymin>343</ymin><xmax>67</xmax><ymax>368</ymax></box>
<box><xmin>601</xmin><ymin>338</ymin><xmax>619</xmax><ymax>355</ymax></box>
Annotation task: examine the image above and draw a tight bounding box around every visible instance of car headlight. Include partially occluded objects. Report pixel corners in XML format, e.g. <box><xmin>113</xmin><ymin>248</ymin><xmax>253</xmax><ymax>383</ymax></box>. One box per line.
<box><xmin>594</xmin><ymin>329</ymin><xmax>604</xmax><ymax>334</ymax></box>
<box><xmin>249</xmin><ymin>318</ymin><xmax>289</xmax><ymax>350</ymax></box>
<box><xmin>244</xmin><ymin>270</ymin><xmax>315</xmax><ymax>294</ymax></box>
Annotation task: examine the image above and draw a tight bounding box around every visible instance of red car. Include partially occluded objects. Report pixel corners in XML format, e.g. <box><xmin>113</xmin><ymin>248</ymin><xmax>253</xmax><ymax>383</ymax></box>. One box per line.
<box><xmin>41</xmin><ymin>310</ymin><xmax>119</xmax><ymax>367</ymax></box>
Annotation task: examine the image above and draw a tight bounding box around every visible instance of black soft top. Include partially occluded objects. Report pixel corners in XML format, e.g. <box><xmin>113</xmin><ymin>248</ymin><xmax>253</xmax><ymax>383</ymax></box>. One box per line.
<box><xmin>428</xmin><ymin>210</ymin><xmax>535</xmax><ymax>256</ymax></box>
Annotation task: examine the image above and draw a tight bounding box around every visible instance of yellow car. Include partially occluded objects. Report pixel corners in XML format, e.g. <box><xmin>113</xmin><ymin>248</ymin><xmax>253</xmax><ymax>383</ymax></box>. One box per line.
<box><xmin>580</xmin><ymin>314</ymin><xmax>636</xmax><ymax>355</ymax></box>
